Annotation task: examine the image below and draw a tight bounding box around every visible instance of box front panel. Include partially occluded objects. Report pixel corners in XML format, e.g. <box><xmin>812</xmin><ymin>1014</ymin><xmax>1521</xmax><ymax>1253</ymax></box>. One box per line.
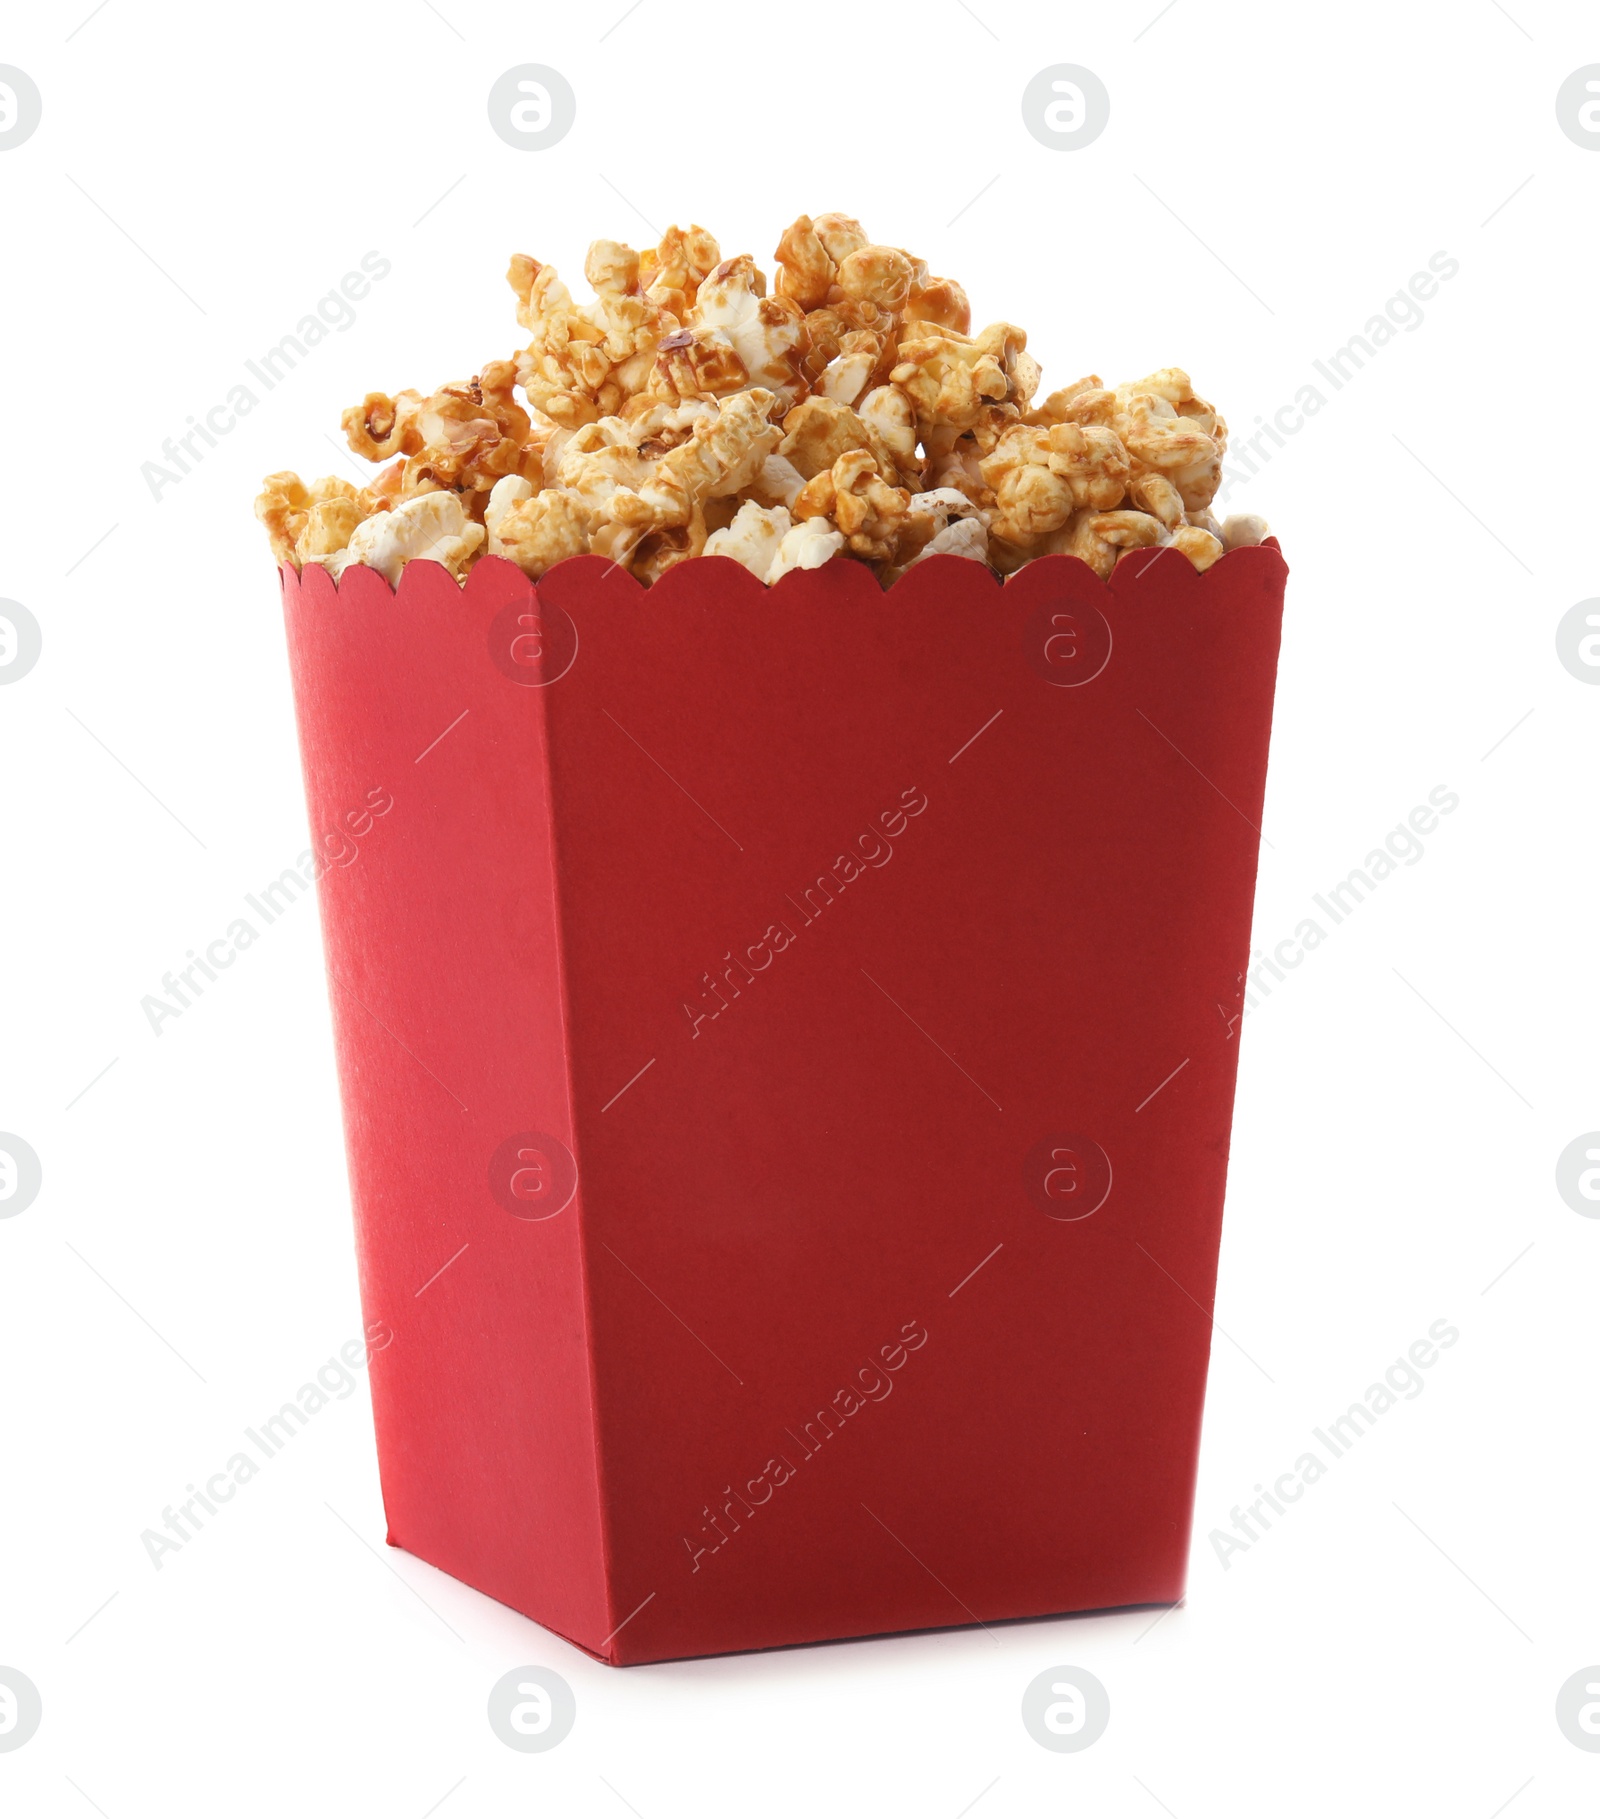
<box><xmin>534</xmin><ymin>548</ymin><xmax>1284</xmax><ymax>1662</ymax></box>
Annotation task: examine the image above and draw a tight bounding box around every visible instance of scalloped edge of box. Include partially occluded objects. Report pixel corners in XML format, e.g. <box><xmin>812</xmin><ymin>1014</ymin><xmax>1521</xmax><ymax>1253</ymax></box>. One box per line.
<box><xmin>278</xmin><ymin>540</ymin><xmax>1288</xmax><ymax>619</ymax></box>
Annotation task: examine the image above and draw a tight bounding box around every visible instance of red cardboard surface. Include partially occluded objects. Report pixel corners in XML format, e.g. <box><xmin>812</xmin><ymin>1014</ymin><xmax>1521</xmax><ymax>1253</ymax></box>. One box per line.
<box><xmin>279</xmin><ymin>544</ymin><xmax>1286</xmax><ymax>1665</ymax></box>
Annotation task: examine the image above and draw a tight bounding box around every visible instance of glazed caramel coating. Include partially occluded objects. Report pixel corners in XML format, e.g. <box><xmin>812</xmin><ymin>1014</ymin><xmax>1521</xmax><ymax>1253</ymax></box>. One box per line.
<box><xmin>258</xmin><ymin>216</ymin><xmax>1249</xmax><ymax>588</ymax></box>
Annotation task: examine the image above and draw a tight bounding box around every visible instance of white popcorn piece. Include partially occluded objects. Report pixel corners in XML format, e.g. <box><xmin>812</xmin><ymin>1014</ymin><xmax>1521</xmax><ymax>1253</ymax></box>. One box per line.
<box><xmin>704</xmin><ymin>501</ymin><xmax>792</xmax><ymax>582</ymax></box>
<box><xmin>817</xmin><ymin>343</ymin><xmax>878</xmax><ymax>407</ymax></box>
<box><xmin>687</xmin><ymin>257</ymin><xmax>807</xmax><ymax>406</ymax></box>
<box><xmin>906</xmin><ymin>486</ymin><xmax>984</xmax><ymax>531</ymax></box>
<box><xmin>343</xmin><ymin>493</ymin><xmax>485</xmax><ymax>587</ymax></box>
<box><xmin>858</xmin><ymin>384</ymin><xmax>918</xmax><ymax>474</ymax></box>
<box><xmin>907</xmin><ymin>514</ymin><xmax>989</xmax><ymax>568</ymax></box>
<box><xmin>486</xmin><ymin>475</ymin><xmax>535</xmax><ymax>556</ymax></box>
<box><xmin>313</xmin><ymin>548</ymin><xmax>359</xmax><ymax>581</ymax></box>
<box><xmin>886</xmin><ymin>489</ymin><xmax>990</xmax><ymax>580</ymax></box>
<box><xmin>766</xmin><ymin>518</ymin><xmax>846</xmax><ymax>585</ymax></box>
<box><xmin>1222</xmin><ymin>513</ymin><xmax>1271</xmax><ymax>550</ymax></box>
<box><xmin>1166</xmin><ymin>524</ymin><xmax>1225</xmax><ymax>571</ymax></box>
<box><xmin>747</xmin><ymin>452</ymin><xmax>806</xmax><ymax>509</ymax></box>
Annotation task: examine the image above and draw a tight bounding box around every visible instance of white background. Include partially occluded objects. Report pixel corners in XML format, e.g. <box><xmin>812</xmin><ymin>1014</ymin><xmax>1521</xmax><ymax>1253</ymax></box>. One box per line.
<box><xmin>2</xmin><ymin>1</ymin><xmax>1596</xmax><ymax>1812</ymax></box>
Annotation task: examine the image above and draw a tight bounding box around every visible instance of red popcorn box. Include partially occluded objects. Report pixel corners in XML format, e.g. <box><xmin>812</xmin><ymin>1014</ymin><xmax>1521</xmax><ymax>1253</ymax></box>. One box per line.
<box><xmin>278</xmin><ymin>543</ymin><xmax>1286</xmax><ymax>1665</ymax></box>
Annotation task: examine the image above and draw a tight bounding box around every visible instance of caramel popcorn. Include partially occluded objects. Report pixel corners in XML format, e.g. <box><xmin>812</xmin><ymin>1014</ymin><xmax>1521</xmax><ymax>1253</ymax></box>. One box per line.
<box><xmin>310</xmin><ymin>493</ymin><xmax>484</xmax><ymax>586</ymax></box>
<box><xmin>258</xmin><ymin>214</ymin><xmax>1262</xmax><ymax>591</ymax></box>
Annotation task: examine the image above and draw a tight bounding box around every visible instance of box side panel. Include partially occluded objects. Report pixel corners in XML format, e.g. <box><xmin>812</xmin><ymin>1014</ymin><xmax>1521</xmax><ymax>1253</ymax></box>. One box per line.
<box><xmin>533</xmin><ymin>548</ymin><xmax>1284</xmax><ymax>1663</ymax></box>
<box><xmin>280</xmin><ymin>557</ymin><xmax>611</xmax><ymax>1645</ymax></box>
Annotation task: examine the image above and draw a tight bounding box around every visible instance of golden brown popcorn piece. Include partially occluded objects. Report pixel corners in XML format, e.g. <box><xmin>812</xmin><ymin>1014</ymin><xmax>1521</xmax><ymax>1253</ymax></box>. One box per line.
<box><xmin>610</xmin><ymin>389</ymin><xmax>781</xmax><ymax>535</ymax></box>
<box><xmin>652</xmin><ymin>328</ymin><xmax>751</xmax><ymax>400</ymax></box>
<box><xmin>981</xmin><ymin>457</ymin><xmax>1065</xmax><ymax>547</ymax></box>
<box><xmin>639</xmin><ymin>223</ymin><xmax>721</xmax><ymax>316</ymax></box>
<box><xmin>507</xmin><ymin>253</ymin><xmax>572</xmax><ymax>332</ymax></box>
<box><xmin>1095</xmin><ymin>510</ymin><xmax>1169</xmax><ymax>548</ymax></box>
<box><xmin>366</xmin><ymin>458</ymin><xmax>407</xmax><ymax>507</ymax></box>
<box><xmin>965</xmin><ymin>402</ymin><xmax>1026</xmax><ymax>457</ymax></box>
<box><xmin>256</xmin><ymin>472</ymin><xmax>314</xmax><ymax>564</ymax></box>
<box><xmin>1116</xmin><ymin>392</ymin><xmax>1219</xmax><ymax>490</ymax></box>
<box><xmin>343</xmin><ymin>391</ymin><xmax>424</xmax><ymax>462</ymax></box>
<box><xmin>341</xmin><ymin>366</ymin><xmax>536</xmax><ymax>508</ymax></box>
<box><xmin>890</xmin><ymin>328</ymin><xmax>1013</xmax><ymax>453</ymax></box>
<box><xmin>546</xmin><ymin>418</ymin><xmax>656</xmax><ymax>518</ymax></box>
<box><xmin>659</xmin><ymin>388</ymin><xmax>781</xmax><ymax>504</ymax></box>
<box><xmin>1129</xmin><ymin>366</ymin><xmax>1224</xmax><ymax>434</ymax></box>
<box><xmin>980</xmin><ymin>422</ymin><xmax>1131</xmax><ymax>545</ymax></box>
<box><xmin>1111</xmin><ymin>370</ymin><xmax>1228</xmax><ymax>511</ymax></box>
<box><xmin>792</xmin><ymin>449</ymin><xmax>911</xmax><ymax>562</ymax></box>
<box><xmin>811</xmin><ymin>213</ymin><xmax>868</xmax><ymax>267</ymax></box>
<box><xmin>492</xmin><ymin>487</ymin><xmax>593</xmax><ymax>578</ymax></box>
<box><xmin>1010</xmin><ymin>503</ymin><xmax>1225</xmax><ymax>579</ymax></box>
<box><xmin>924</xmin><ymin>439</ymin><xmax>995</xmax><ymax>514</ymax></box>
<box><xmin>298</xmin><ymin>492</ymin><xmax>365</xmax><ymax>561</ymax></box>
<box><xmin>979</xmin><ymin>434</ymin><xmax>1073</xmax><ymax>545</ymax></box>
<box><xmin>630</xmin><ymin>512</ymin><xmax>710</xmax><ymax>585</ymax></box>
<box><xmin>509</xmin><ymin>243</ymin><xmax>678</xmax><ymax>427</ymax></box>
<box><xmin>973</xmin><ymin>323</ymin><xmax>1042</xmax><ymax>417</ymax></box>
<box><xmin>1056</xmin><ymin>387</ymin><xmax>1119</xmax><ymax>429</ymax></box>
<box><xmin>1125</xmin><ymin>470</ymin><xmax>1187</xmax><ymax>530</ymax></box>
<box><xmin>836</xmin><ymin>246</ymin><xmax>914</xmax><ymax>314</ymax></box>
<box><xmin>585</xmin><ymin>238</ymin><xmax>640</xmax><ymax>296</ymax></box>
<box><xmin>776</xmin><ymin>397</ymin><xmax>879</xmax><ymax>480</ymax></box>
<box><xmin>255</xmin><ymin>474</ymin><xmax>381</xmax><ymax>567</ymax></box>
<box><xmin>905</xmin><ymin>273</ymin><xmax>971</xmax><ymax>335</ymax></box>
<box><xmin>584</xmin><ymin>242</ymin><xmax>677</xmax><ymax>369</ymax></box>
<box><xmin>773</xmin><ymin>215</ymin><xmax>836</xmax><ymax>311</ymax></box>
<box><xmin>799</xmin><ymin>299</ymin><xmax>894</xmax><ymax>387</ymax></box>
<box><xmin>1065</xmin><ymin>508</ymin><xmax>1168</xmax><ymax>580</ymax></box>
<box><xmin>771</xmin><ymin>211</ymin><xmax>869</xmax><ymax>346</ymax></box>
<box><xmin>419</xmin><ymin>362</ymin><xmax>536</xmax><ymax>488</ymax></box>
<box><xmin>1026</xmin><ymin>375</ymin><xmax>1108</xmax><ymax>426</ymax></box>
<box><xmin>516</xmin><ymin>349</ymin><xmax>609</xmax><ymax>428</ymax></box>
